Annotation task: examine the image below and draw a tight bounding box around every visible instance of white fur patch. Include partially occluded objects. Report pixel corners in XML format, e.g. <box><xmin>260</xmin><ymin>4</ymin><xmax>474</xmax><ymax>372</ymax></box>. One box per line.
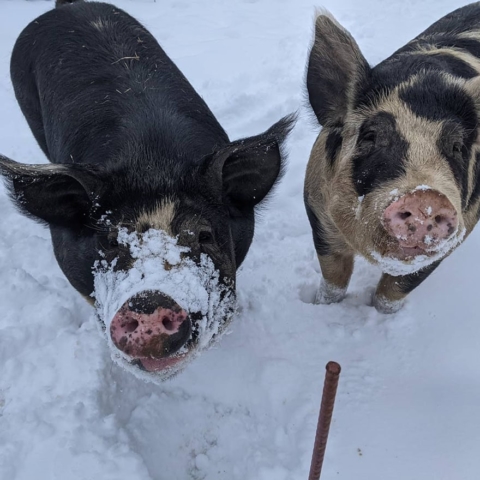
<box><xmin>136</xmin><ymin>201</ymin><xmax>176</xmax><ymax>235</ymax></box>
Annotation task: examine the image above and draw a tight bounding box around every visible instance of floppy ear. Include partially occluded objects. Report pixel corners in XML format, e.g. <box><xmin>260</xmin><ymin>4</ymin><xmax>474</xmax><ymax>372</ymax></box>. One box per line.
<box><xmin>0</xmin><ymin>155</ymin><xmax>104</xmax><ymax>227</ymax></box>
<box><xmin>306</xmin><ymin>10</ymin><xmax>371</xmax><ymax>126</ymax></box>
<box><xmin>203</xmin><ymin>114</ymin><xmax>295</xmax><ymax>208</ymax></box>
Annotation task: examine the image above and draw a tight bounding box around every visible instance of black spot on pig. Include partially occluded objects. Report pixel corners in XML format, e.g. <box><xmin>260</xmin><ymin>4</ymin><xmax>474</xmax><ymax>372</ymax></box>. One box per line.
<box><xmin>356</xmin><ymin>44</ymin><xmax>480</xmax><ymax>110</ymax></box>
<box><xmin>435</xmin><ymin>37</ymin><xmax>480</xmax><ymax>59</ymax></box>
<box><xmin>352</xmin><ymin>112</ymin><xmax>408</xmax><ymax>196</ymax></box>
<box><xmin>325</xmin><ymin>123</ymin><xmax>343</xmax><ymax>166</ymax></box>
<box><xmin>399</xmin><ymin>74</ymin><xmax>478</xmax><ymax>135</ymax></box>
<box><xmin>430</xmin><ymin>53</ymin><xmax>478</xmax><ymax>79</ymax></box>
<box><xmin>469</xmin><ymin>152</ymin><xmax>480</xmax><ymax>207</ymax></box>
<box><xmin>437</xmin><ymin>122</ymin><xmax>473</xmax><ymax>209</ymax></box>
<box><xmin>304</xmin><ymin>196</ymin><xmax>330</xmax><ymax>256</ymax></box>
<box><xmin>398</xmin><ymin>260</ymin><xmax>442</xmax><ymax>295</ymax></box>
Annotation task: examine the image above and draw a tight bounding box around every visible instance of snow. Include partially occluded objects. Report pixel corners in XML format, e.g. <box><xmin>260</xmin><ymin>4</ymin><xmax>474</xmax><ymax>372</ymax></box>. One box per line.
<box><xmin>93</xmin><ymin>228</ymin><xmax>235</xmax><ymax>383</ymax></box>
<box><xmin>371</xmin><ymin>226</ymin><xmax>466</xmax><ymax>276</ymax></box>
<box><xmin>1</xmin><ymin>1</ymin><xmax>479</xmax><ymax>479</ymax></box>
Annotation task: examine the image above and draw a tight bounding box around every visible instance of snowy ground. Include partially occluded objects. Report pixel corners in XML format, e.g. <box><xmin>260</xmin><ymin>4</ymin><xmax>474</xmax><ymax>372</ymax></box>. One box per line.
<box><xmin>1</xmin><ymin>0</ymin><xmax>479</xmax><ymax>479</ymax></box>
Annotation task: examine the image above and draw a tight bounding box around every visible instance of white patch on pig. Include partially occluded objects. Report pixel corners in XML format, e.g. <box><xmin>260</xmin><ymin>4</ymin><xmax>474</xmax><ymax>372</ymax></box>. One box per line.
<box><xmin>90</xmin><ymin>18</ymin><xmax>113</xmax><ymax>32</ymax></box>
<box><xmin>371</xmin><ymin>226</ymin><xmax>466</xmax><ymax>276</ymax></box>
<box><xmin>136</xmin><ymin>201</ymin><xmax>176</xmax><ymax>236</ymax></box>
<box><xmin>92</xmin><ymin>228</ymin><xmax>235</xmax><ymax>384</ymax></box>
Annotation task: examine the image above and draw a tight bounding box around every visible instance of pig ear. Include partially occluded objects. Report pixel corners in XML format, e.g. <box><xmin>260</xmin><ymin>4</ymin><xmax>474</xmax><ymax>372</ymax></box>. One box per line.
<box><xmin>208</xmin><ymin>114</ymin><xmax>295</xmax><ymax>208</ymax></box>
<box><xmin>0</xmin><ymin>155</ymin><xmax>104</xmax><ymax>227</ymax></box>
<box><xmin>306</xmin><ymin>10</ymin><xmax>370</xmax><ymax>126</ymax></box>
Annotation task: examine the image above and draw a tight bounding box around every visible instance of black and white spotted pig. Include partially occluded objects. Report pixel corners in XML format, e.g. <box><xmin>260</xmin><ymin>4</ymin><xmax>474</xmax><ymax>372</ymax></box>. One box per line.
<box><xmin>0</xmin><ymin>0</ymin><xmax>294</xmax><ymax>376</ymax></box>
<box><xmin>305</xmin><ymin>3</ymin><xmax>480</xmax><ymax>313</ymax></box>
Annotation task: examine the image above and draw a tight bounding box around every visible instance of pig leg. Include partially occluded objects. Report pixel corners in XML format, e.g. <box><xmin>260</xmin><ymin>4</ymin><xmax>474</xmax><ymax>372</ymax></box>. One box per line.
<box><xmin>373</xmin><ymin>260</ymin><xmax>442</xmax><ymax>313</ymax></box>
<box><xmin>305</xmin><ymin>197</ymin><xmax>354</xmax><ymax>304</ymax></box>
<box><xmin>315</xmin><ymin>252</ymin><xmax>354</xmax><ymax>304</ymax></box>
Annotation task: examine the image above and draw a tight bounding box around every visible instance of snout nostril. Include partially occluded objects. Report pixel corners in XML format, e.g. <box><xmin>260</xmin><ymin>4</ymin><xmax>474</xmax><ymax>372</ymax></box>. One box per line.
<box><xmin>124</xmin><ymin>319</ymin><xmax>139</xmax><ymax>333</ymax></box>
<box><xmin>435</xmin><ymin>215</ymin><xmax>444</xmax><ymax>224</ymax></box>
<box><xmin>397</xmin><ymin>211</ymin><xmax>412</xmax><ymax>220</ymax></box>
<box><xmin>162</xmin><ymin>316</ymin><xmax>174</xmax><ymax>331</ymax></box>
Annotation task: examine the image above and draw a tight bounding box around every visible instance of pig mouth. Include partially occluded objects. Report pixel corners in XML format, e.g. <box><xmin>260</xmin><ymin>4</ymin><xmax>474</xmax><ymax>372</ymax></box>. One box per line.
<box><xmin>390</xmin><ymin>233</ymin><xmax>457</xmax><ymax>260</ymax></box>
<box><xmin>134</xmin><ymin>353</ymin><xmax>187</xmax><ymax>372</ymax></box>
<box><xmin>396</xmin><ymin>245</ymin><xmax>429</xmax><ymax>260</ymax></box>
<box><xmin>372</xmin><ymin>228</ymin><xmax>466</xmax><ymax>276</ymax></box>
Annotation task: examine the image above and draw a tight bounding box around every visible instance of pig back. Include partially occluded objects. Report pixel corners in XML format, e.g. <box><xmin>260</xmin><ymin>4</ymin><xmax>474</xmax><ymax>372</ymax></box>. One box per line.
<box><xmin>10</xmin><ymin>1</ymin><xmax>229</xmax><ymax>167</ymax></box>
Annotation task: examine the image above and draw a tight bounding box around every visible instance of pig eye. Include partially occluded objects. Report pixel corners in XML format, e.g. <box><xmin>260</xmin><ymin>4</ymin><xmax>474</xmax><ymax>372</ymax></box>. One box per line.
<box><xmin>198</xmin><ymin>230</ymin><xmax>214</xmax><ymax>244</ymax></box>
<box><xmin>358</xmin><ymin>130</ymin><xmax>376</xmax><ymax>148</ymax></box>
<box><xmin>452</xmin><ymin>142</ymin><xmax>463</xmax><ymax>155</ymax></box>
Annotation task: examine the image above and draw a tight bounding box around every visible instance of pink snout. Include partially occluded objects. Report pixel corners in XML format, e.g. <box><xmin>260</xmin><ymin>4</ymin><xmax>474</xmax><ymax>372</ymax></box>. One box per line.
<box><xmin>383</xmin><ymin>189</ymin><xmax>458</xmax><ymax>256</ymax></box>
<box><xmin>110</xmin><ymin>291</ymin><xmax>191</xmax><ymax>370</ymax></box>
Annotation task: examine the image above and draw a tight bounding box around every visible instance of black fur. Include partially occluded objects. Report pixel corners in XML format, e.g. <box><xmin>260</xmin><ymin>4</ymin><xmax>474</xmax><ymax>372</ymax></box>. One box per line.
<box><xmin>434</xmin><ymin>37</ymin><xmax>480</xmax><ymax>59</ymax></box>
<box><xmin>398</xmin><ymin>74</ymin><xmax>477</xmax><ymax>129</ymax></box>
<box><xmin>325</xmin><ymin>124</ymin><xmax>343</xmax><ymax>166</ymax></box>
<box><xmin>397</xmin><ymin>260</ymin><xmax>442</xmax><ymax>295</ymax></box>
<box><xmin>356</xmin><ymin>52</ymin><xmax>478</xmax><ymax>110</ymax></box>
<box><xmin>304</xmin><ymin>197</ymin><xmax>330</xmax><ymax>256</ymax></box>
<box><xmin>306</xmin><ymin>15</ymin><xmax>371</xmax><ymax>126</ymax></box>
<box><xmin>469</xmin><ymin>152</ymin><xmax>480</xmax><ymax>207</ymax></box>
<box><xmin>1</xmin><ymin>1</ymin><xmax>294</xmax><ymax>306</ymax></box>
<box><xmin>420</xmin><ymin>3</ymin><xmax>480</xmax><ymax>37</ymax></box>
<box><xmin>423</xmin><ymin>53</ymin><xmax>478</xmax><ymax>79</ymax></box>
<box><xmin>352</xmin><ymin>112</ymin><xmax>408</xmax><ymax>197</ymax></box>
<box><xmin>437</xmin><ymin>122</ymin><xmax>474</xmax><ymax>209</ymax></box>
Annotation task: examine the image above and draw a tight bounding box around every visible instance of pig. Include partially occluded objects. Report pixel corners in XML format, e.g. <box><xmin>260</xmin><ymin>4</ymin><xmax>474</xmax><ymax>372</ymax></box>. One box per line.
<box><xmin>0</xmin><ymin>0</ymin><xmax>294</xmax><ymax>380</ymax></box>
<box><xmin>304</xmin><ymin>3</ymin><xmax>480</xmax><ymax>313</ymax></box>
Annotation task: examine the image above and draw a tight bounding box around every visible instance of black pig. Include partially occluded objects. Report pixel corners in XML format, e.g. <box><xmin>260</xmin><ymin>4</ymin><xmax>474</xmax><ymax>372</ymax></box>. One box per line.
<box><xmin>0</xmin><ymin>0</ymin><xmax>294</xmax><ymax>380</ymax></box>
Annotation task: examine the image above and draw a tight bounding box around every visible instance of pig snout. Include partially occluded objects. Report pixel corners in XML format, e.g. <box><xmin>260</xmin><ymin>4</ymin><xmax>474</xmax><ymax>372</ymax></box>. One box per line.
<box><xmin>383</xmin><ymin>190</ymin><xmax>458</xmax><ymax>255</ymax></box>
<box><xmin>110</xmin><ymin>291</ymin><xmax>192</xmax><ymax>364</ymax></box>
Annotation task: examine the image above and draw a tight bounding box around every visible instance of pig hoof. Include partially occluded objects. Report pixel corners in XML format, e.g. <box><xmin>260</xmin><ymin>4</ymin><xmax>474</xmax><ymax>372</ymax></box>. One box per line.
<box><xmin>315</xmin><ymin>281</ymin><xmax>347</xmax><ymax>305</ymax></box>
<box><xmin>372</xmin><ymin>294</ymin><xmax>405</xmax><ymax>314</ymax></box>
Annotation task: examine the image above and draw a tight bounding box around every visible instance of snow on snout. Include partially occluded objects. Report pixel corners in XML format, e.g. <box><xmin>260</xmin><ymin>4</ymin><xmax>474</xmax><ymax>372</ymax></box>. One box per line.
<box><xmin>375</xmin><ymin>187</ymin><xmax>465</xmax><ymax>275</ymax></box>
<box><xmin>92</xmin><ymin>228</ymin><xmax>235</xmax><ymax>383</ymax></box>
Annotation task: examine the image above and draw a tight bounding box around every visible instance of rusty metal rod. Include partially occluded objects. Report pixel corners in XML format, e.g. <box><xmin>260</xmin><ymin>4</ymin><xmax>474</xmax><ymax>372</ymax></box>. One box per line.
<box><xmin>308</xmin><ymin>361</ymin><xmax>342</xmax><ymax>480</ymax></box>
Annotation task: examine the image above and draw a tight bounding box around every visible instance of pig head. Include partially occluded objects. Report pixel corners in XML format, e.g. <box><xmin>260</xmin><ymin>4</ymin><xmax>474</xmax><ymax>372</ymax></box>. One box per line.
<box><xmin>305</xmin><ymin>5</ymin><xmax>480</xmax><ymax>313</ymax></box>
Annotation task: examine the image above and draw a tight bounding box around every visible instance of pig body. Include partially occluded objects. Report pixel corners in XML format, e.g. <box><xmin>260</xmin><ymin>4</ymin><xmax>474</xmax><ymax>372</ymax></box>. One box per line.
<box><xmin>0</xmin><ymin>0</ymin><xmax>293</xmax><ymax>380</ymax></box>
<box><xmin>305</xmin><ymin>3</ymin><xmax>480</xmax><ymax>313</ymax></box>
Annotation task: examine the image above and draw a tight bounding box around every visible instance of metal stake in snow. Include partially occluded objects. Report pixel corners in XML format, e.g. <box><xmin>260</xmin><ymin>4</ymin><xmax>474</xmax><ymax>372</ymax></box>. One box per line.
<box><xmin>308</xmin><ymin>361</ymin><xmax>341</xmax><ymax>480</ymax></box>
